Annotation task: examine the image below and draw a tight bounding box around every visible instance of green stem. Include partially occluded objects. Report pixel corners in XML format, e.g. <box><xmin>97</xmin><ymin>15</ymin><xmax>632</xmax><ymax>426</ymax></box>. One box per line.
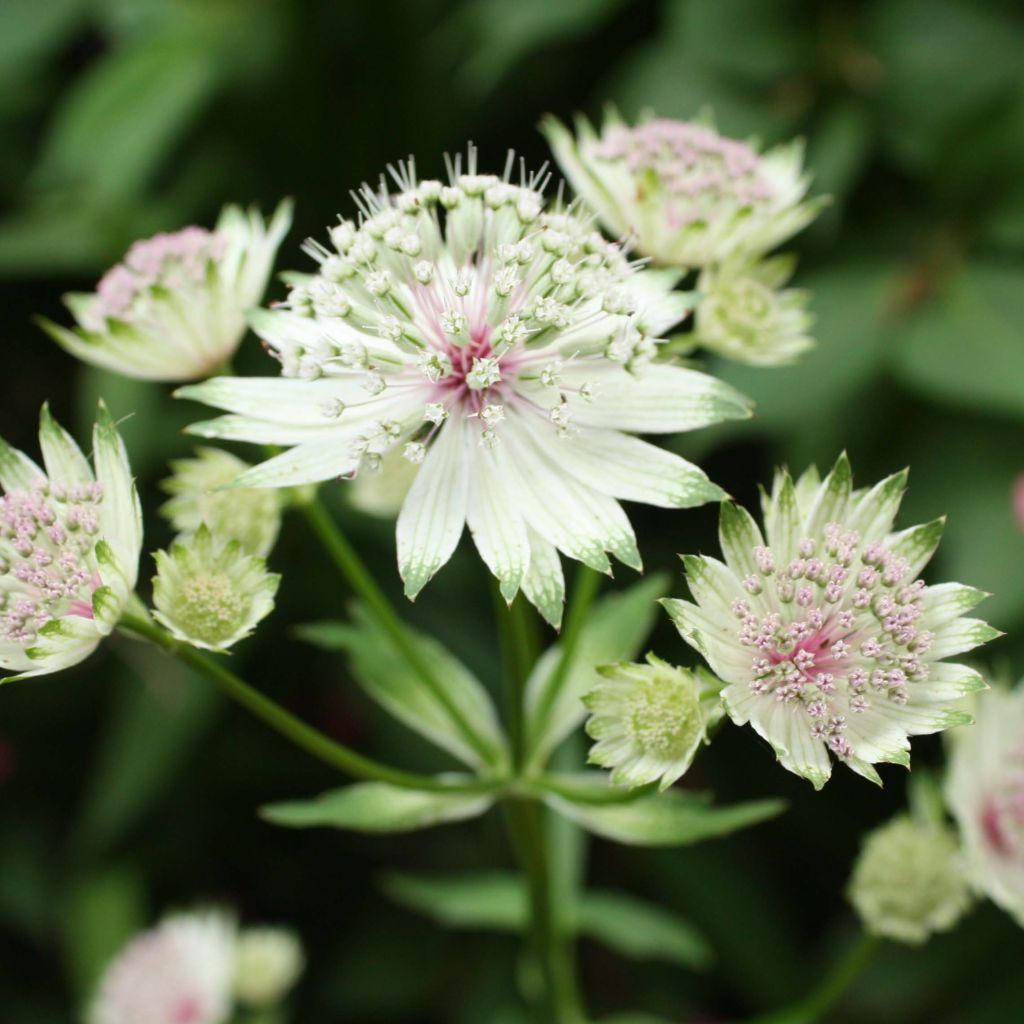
<box><xmin>118</xmin><ymin>612</ymin><xmax>493</xmax><ymax>796</ymax></box>
<box><xmin>301</xmin><ymin>496</ymin><xmax>494</xmax><ymax>766</ymax></box>
<box><xmin>493</xmin><ymin>588</ymin><xmax>541</xmax><ymax>769</ymax></box>
<box><xmin>746</xmin><ymin>932</ymin><xmax>880</xmax><ymax>1024</ymax></box>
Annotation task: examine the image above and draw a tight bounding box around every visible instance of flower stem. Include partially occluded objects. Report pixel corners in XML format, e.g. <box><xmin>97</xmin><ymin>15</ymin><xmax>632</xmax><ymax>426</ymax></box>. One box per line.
<box><xmin>746</xmin><ymin>932</ymin><xmax>880</xmax><ymax>1024</ymax></box>
<box><xmin>301</xmin><ymin>496</ymin><xmax>495</xmax><ymax>766</ymax></box>
<box><xmin>493</xmin><ymin>589</ymin><xmax>541</xmax><ymax>769</ymax></box>
<box><xmin>117</xmin><ymin>612</ymin><xmax>493</xmax><ymax>795</ymax></box>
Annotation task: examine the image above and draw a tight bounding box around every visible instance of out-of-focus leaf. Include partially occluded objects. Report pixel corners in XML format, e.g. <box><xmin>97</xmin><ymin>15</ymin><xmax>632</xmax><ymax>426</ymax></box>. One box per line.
<box><xmin>261</xmin><ymin>782</ymin><xmax>494</xmax><ymax>834</ymax></box>
<box><xmin>807</xmin><ymin>101</ymin><xmax>873</xmax><ymax>207</ymax></box>
<box><xmin>294</xmin><ymin>607</ymin><xmax>508</xmax><ymax>772</ymax></box>
<box><xmin>523</xmin><ymin>575</ymin><xmax>667</xmax><ymax>770</ymax></box>
<box><xmin>890</xmin><ymin>262</ymin><xmax>1024</xmax><ymax>419</ymax></box>
<box><xmin>0</xmin><ymin>0</ymin><xmax>86</xmax><ymax>71</ymax></box>
<box><xmin>381</xmin><ymin>871</ymin><xmax>526</xmax><ymax>932</ymax></box>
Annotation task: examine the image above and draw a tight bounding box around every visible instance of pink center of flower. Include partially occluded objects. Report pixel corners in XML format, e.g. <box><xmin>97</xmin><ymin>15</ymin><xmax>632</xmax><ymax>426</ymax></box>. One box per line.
<box><xmin>170</xmin><ymin>994</ymin><xmax>206</xmax><ymax>1023</ymax></box>
<box><xmin>981</xmin><ymin>785</ymin><xmax>1024</xmax><ymax>858</ymax></box>
<box><xmin>1013</xmin><ymin>475</ymin><xmax>1024</xmax><ymax>532</ymax></box>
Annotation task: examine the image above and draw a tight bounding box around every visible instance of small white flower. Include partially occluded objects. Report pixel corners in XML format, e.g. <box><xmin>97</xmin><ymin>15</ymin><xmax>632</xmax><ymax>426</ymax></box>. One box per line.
<box><xmin>233</xmin><ymin>927</ymin><xmax>305</xmax><ymax>1009</ymax></box>
<box><xmin>41</xmin><ymin>201</ymin><xmax>292</xmax><ymax>381</ymax></box>
<box><xmin>694</xmin><ymin>255</ymin><xmax>814</xmax><ymax>366</ymax></box>
<box><xmin>152</xmin><ymin>524</ymin><xmax>279</xmax><ymax>651</ymax></box>
<box><xmin>0</xmin><ymin>404</ymin><xmax>141</xmax><ymax>680</ymax></box>
<box><xmin>89</xmin><ymin>910</ymin><xmax>236</xmax><ymax>1024</ymax></box>
<box><xmin>664</xmin><ymin>454</ymin><xmax>998</xmax><ymax>788</ymax></box>
<box><xmin>946</xmin><ymin>681</ymin><xmax>1024</xmax><ymax>927</ymax></box>
<box><xmin>584</xmin><ymin>654</ymin><xmax>725</xmax><ymax>790</ymax></box>
<box><xmin>161</xmin><ymin>447</ymin><xmax>283</xmax><ymax>558</ymax></box>
<box><xmin>543</xmin><ymin>111</ymin><xmax>824</xmax><ymax>268</ymax></box>
<box><xmin>180</xmin><ymin>149</ymin><xmax>750</xmax><ymax>626</ymax></box>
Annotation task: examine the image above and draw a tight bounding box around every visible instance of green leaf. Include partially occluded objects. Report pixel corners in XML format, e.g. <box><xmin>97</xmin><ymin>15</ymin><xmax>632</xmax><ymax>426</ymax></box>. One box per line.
<box><xmin>294</xmin><ymin>607</ymin><xmax>508</xmax><ymax>772</ymax></box>
<box><xmin>261</xmin><ymin>782</ymin><xmax>494</xmax><ymax>834</ymax></box>
<box><xmin>523</xmin><ymin>575</ymin><xmax>668</xmax><ymax>769</ymax></box>
<box><xmin>542</xmin><ymin>776</ymin><xmax>785</xmax><ymax>847</ymax></box>
<box><xmin>380</xmin><ymin>871</ymin><xmax>526</xmax><ymax>932</ymax></box>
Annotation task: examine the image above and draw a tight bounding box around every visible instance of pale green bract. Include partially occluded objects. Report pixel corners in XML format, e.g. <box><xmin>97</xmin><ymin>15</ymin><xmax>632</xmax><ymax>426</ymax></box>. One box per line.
<box><xmin>664</xmin><ymin>454</ymin><xmax>998</xmax><ymax>789</ymax></box>
<box><xmin>233</xmin><ymin>927</ymin><xmax>305</xmax><ymax>1009</ymax></box>
<box><xmin>0</xmin><ymin>403</ymin><xmax>142</xmax><ymax>680</ymax></box>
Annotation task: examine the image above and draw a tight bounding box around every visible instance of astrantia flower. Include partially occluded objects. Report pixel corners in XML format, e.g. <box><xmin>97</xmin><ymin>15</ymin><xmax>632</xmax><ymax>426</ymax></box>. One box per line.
<box><xmin>89</xmin><ymin>910</ymin><xmax>236</xmax><ymax>1024</ymax></box>
<box><xmin>694</xmin><ymin>255</ymin><xmax>814</xmax><ymax>366</ymax></box>
<box><xmin>584</xmin><ymin>654</ymin><xmax>724</xmax><ymax>790</ymax></box>
<box><xmin>946</xmin><ymin>682</ymin><xmax>1024</xmax><ymax>926</ymax></box>
<box><xmin>161</xmin><ymin>447</ymin><xmax>283</xmax><ymax>557</ymax></box>
<box><xmin>663</xmin><ymin>454</ymin><xmax>998</xmax><ymax>788</ymax></box>
<box><xmin>847</xmin><ymin>813</ymin><xmax>971</xmax><ymax>944</ymax></box>
<box><xmin>0</xmin><ymin>404</ymin><xmax>141</xmax><ymax>680</ymax></box>
<box><xmin>41</xmin><ymin>201</ymin><xmax>292</xmax><ymax>382</ymax></box>
<box><xmin>179</xmin><ymin>152</ymin><xmax>751</xmax><ymax>625</ymax></box>
<box><xmin>233</xmin><ymin>927</ymin><xmax>305</xmax><ymax>1008</ymax></box>
<box><xmin>152</xmin><ymin>524</ymin><xmax>279</xmax><ymax>651</ymax></box>
<box><xmin>542</xmin><ymin>112</ymin><xmax>823</xmax><ymax>269</ymax></box>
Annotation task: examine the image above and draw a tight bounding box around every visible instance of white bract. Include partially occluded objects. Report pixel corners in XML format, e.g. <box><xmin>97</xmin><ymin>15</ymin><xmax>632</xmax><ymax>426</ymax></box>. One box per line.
<box><xmin>946</xmin><ymin>681</ymin><xmax>1024</xmax><ymax>927</ymax></box>
<box><xmin>233</xmin><ymin>927</ymin><xmax>305</xmax><ymax>1008</ymax></box>
<box><xmin>664</xmin><ymin>454</ymin><xmax>998</xmax><ymax>788</ymax></box>
<box><xmin>89</xmin><ymin>911</ymin><xmax>236</xmax><ymax>1024</ymax></box>
<box><xmin>543</xmin><ymin>112</ymin><xmax>823</xmax><ymax>269</ymax></box>
<box><xmin>0</xmin><ymin>404</ymin><xmax>141</xmax><ymax>680</ymax></box>
<box><xmin>41</xmin><ymin>201</ymin><xmax>292</xmax><ymax>382</ymax></box>
<box><xmin>179</xmin><ymin>152</ymin><xmax>751</xmax><ymax>625</ymax></box>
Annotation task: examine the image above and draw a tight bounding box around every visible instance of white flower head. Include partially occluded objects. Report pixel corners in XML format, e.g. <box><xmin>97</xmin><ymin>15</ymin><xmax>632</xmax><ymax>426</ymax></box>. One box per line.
<box><xmin>946</xmin><ymin>681</ymin><xmax>1024</xmax><ymax>927</ymax></box>
<box><xmin>348</xmin><ymin>443</ymin><xmax>421</xmax><ymax>518</ymax></box>
<box><xmin>847</xmin><ymin>813</ymin><xmax>972</xmax><ymax>944</ymax></box>
<box><xmin>41</xmin><ymin>201</ymin><xmax>292</xmax><ymax>381</ymax></box>
<box><xmin>179</xmin><ymin>148</ymin><xmax>752</xmax><ymax>626</ymax></box>
<box><xmin>0</xmin><ymin>403</ymin><xmax>141</xmax><ymax>680</ymax></box>
<box><xmin>89</xmin><ymin>910</ymin><xmax>237</xmax><ymax>1024</ymax></box>
<box><xmin>161</xmin><ymin>447</ymin><xmax>283</xmax><ymax>557</ymax></box>
<box><xmin>664</xmin><ymin>454</ymin><xmax>998</xmax><ymax>789</ymax></box>
<box><xmin>694</xmin><ymin>254</ymin><xmax>814</xmax><ymax>366</ymax></box>
<box><xmin>233</xmin><ymin>927</ymin><xmax>305</xmax><ymax>1008</ymax></box>
<box><xmin>584</xmin><ymin>653</ymin><xmax>725</xmax><ymax>790</ymax></box>
<box><xmin>543</xmin><ymin>111</ymin><xmax>824</xmax><ymax>268</ymax></box>
<box><xmin>152</xmin><ymin>524</ymin><xmax>279</xmax><ymax>651</ymax></box>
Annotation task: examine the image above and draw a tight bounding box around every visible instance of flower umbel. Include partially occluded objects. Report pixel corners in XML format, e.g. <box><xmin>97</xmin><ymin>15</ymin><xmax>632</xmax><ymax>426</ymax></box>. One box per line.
<box><xmin>41</xmin><ymin>201</ymin><xmax>292</xmax><ymax>382</ymax></box>
<box><xmin>664</xmin><ymin>454</ymin><xmax>998</xmax><ymax>788</ymax></box>
<box><xmin>584</xmin><ymin>653</ymin><xmax>724</xmax><ymax>790</ymax></box>
<box><xmin>89</xmin><ymin>910</ymin><xmax>236</xmax><ymax>1024</ymax></box>
<box><xmin>542</xmin><ymin>111</ymin><xmax>824</xmax><ymax>269</ymax></box>
<box><xmin>0</xmin><ymin>404</ymin><xmax>141</xmax><ymax>680</ymax></box>
<box><xmin>179</xmin><ymin>150</ymin><xmax>751</xmax><ymax>625</ymax></box>
<box><xmin>233</xmin><ymin>927</ymin><xmax>305</xmax><ymax>1009</ymax></box>
<box><xmin>152</xmin><ymin>524</ymin><xmax>279</xmax><ymax>651</ymax></box>
<box><xmin>946</xmin><ymin>680</ymin><xmax>1024</xmax><ymax>927</ymax></box>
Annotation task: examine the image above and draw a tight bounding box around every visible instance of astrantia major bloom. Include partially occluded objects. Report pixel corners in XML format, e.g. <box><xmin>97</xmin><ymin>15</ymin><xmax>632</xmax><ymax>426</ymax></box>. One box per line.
<box><xmin>946</xmin><ymin>681</ymin><xmax>1024</xmax><ymax>927</ymax></box>
<box><xmin>543</xmin><ymin>112</ymin><xmax>822</xmax><ymax>269</ymax></box>
<box><xmin>664</xmin><ymin>454</ymin><xmax>997</xmax><ymax>788</ymax></box>
<box><xmin>0</xmin><ymin>404</ymin><xmax>141</xmax><ymax>680</ymax></box>
<box><xmin>89</xmin><ymin>911</ymin><xmax>236</xmax><ymax>1024</ymax></box>
<box><xmin>180</xmin><ymin>153</ymin><xmax>751</xmax><ymax>625</ymax></box>
<box><xmin>41</xmin><ymin>201</ymin><xmax>292</xmax><ymax>382</ymax></box>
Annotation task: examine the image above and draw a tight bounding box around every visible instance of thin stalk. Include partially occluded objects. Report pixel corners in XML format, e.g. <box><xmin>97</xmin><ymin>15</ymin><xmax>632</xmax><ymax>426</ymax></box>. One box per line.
<box><xmin>301</xmin><ymin>497</ymin><xmax>494</xmax><ymax>765</ymax></box>
<box><xmin>493</xmin><ymin>588</ymin><xmax>542</xmax><ymax>769</ymax></box>
<box><xmin>118</xmin><ymin>612</ymin><xmax>493</xmax><ymax>795</ymax></box>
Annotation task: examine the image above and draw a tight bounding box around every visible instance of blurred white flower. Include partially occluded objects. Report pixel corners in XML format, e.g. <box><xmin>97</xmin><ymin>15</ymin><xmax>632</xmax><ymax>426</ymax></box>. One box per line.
<box><xmin>233</xmin><ymin>926</ymin><xmax>305</xmax><ymax>1008</ymax></box>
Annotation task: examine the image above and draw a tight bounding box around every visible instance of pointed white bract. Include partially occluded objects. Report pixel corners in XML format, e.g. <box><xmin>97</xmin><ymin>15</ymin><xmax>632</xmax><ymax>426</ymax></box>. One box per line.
<box><xmin>89</xmin><ymin>910</ymin><xmax>236</xmax><ymax>1024</ymax></box>
<box><xmin>946</xmin><ymin>681</ymin><xmax>1024</xmax><ymax>927</ymax></box>
<box><xmin>179</xmin><ymin>152</ymin><xmax>750</xmax><ymax>624</ymax></box>
<box><xmin>543</xmin><ymin>112</ymin><xmax>824</xmax><ymax>269</ymax></box>
<box><xmin>664</xmin><ymin>454</ymin><xmax>998</xmax><ymax>788</ymax></box>
<box><xmin>0</xmin><ymin>404</ymin><xmax>142</xmax><ymax>680</ymax></box>
<box><xmin>41</xmin><ymin>201</ymin><xmax>292</xmax><ymax>382</ymax></box>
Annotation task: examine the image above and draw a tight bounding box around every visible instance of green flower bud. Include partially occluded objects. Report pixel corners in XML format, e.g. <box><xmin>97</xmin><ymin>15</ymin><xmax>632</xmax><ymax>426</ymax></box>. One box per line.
<box><xmin>233</xmin><ymin>927</ymin><xmax>304</xmax><ymax>1009</ymax></box>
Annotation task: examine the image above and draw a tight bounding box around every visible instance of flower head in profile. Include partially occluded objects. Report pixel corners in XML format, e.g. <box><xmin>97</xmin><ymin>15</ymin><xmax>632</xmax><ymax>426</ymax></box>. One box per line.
<box><xmin>543</xmin><ymin>111</ymin><xmax>823</xmax><ymax>269</ymax></box>
<box><xmin>89</xmin><ymin>910</ymin><xmax>236</xmax><ymax>1024</ymax></box>
<box><xmin>161</xmin><ymin>447</ymin><xmax>283</xmax><ymax>557</ymax></box>
<box><xmin>584</xmin><ymin>653</ymin><xmax>724</xmax><ymax>790</ymax></box>
<box><xmin>40</xmin><ymin>201</ymin><xmax>292</xmax><ymax>381</ymax></box>
<box><xmin>0</xmin><ymin>404</ymin><xmax>141</xmax><ymax>680</ymax></box>
<box><xmin>694</xmin><ymin>255</ymin><xmax>813</xmax><ymax>366</ymax></box>
<box><xmin>179</xmin><ymin>150</ymin><xmax>751</xmax><ymax>625</ymax></box>
<box><xmin>946</xmin><ymin>681</ymin><xmax>1024</xmax><ymax>927</ymax></box>
<box><xmin>152</xmin><ymin>525</ymin><xmax>279</xmax><ymax>651</ymax></box>
<box><xmin>664</xmin><ymin>454</ymin><xmax>998</xmax><ymax>788</ymax></box>
<box><xmin>233</xmin><ymin>927</ymin><xmax>305</xmax><ymax>1009</ymax></box>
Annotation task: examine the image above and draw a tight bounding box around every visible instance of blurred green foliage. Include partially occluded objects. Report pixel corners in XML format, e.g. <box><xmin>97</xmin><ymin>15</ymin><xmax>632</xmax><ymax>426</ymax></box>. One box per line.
<box><xmin>1</xmin><ymin>0</ymin><xmax>1023</xmax><ymax>1021</ymax></box>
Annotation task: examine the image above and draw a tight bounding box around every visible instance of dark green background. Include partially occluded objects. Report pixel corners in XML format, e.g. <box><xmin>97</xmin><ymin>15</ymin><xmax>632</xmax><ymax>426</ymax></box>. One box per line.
<box><xmin>1</xmin><ymin>0</ymin><xmax>1023</xmax><ymax>1020</ymax></box>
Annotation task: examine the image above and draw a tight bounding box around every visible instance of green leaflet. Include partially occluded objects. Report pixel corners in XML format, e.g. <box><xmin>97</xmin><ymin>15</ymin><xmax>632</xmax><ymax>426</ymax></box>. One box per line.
<box><xmin>261</xmin><ymin>782</ymin><xmax>494</xmax><ymax>834</ymax></box>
